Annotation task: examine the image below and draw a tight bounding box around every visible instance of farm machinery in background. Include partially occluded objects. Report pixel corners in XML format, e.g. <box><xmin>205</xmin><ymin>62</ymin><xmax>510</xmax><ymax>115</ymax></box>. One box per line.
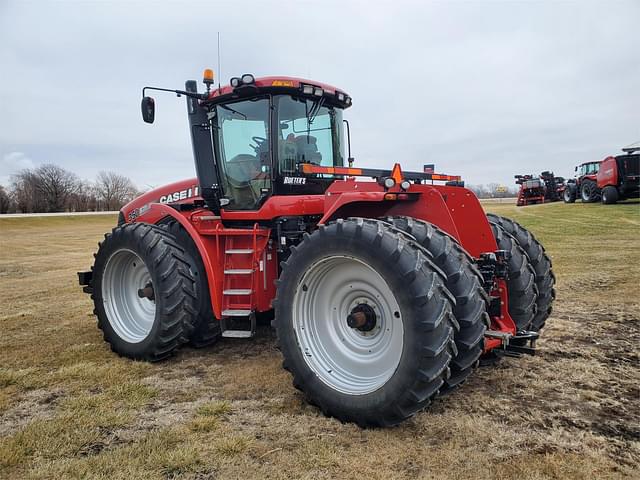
<box><xmin>515</xmin><ymin>172</ymin><xmax>566</xmax><ymax>206</ymax></box>
<box><xmin>78</xmin><ymin>70</ymin><xmax>556</xmax><ymax>427</ymax></box>
<box><xmin>564</xmin><ymin>145</ymin><xmax>640</xmax><ymax>204</ymax></box>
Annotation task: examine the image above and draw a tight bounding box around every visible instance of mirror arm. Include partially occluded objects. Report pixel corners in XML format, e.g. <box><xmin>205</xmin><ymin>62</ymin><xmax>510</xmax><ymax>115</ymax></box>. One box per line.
<box><xmin>142</xmin><ymin>86</ymin><xmax>208</xmax><ymax>101</ymax></box>
<box><xmin>343</xmin><ymin>119</ymin><xmax>354</xmax><ymax>167</ymax></box>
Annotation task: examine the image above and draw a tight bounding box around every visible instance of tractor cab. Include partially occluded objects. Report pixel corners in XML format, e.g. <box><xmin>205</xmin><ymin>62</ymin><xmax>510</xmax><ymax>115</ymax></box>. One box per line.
<box><xmin>142</xmin><ymin>73</ymin><xmax>352</xmax><ymax>212</ymax></box>
<box><xmin>575</xmin><ymin>161</ymin><xmax>600</xmax><ymax>178</ymax></box>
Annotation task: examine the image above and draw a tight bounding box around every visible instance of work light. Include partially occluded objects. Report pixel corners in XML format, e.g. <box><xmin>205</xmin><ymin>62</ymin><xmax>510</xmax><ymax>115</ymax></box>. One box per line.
<box><xmin>241</xmin><ymin>74</ymin><xmax>255</xmax><ymax>84</ymax></box>
<box><xmin>230</xmin><ymin>77</ymin><xmax>241</xmax><ymax>88</ymax></box>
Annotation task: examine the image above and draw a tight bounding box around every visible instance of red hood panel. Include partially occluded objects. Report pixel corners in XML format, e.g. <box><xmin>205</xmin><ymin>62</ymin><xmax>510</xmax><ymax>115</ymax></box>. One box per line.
<box><xmin>121</xmin><ymin>178</ymin><xmax>200</xmax><ymax>222</ymax></box>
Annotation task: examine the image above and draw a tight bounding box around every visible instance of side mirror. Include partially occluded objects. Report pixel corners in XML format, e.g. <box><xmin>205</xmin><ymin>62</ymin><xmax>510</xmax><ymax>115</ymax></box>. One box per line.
<box><xmin>574</xmin><ymin>166</ymin><xmax>578</xmax><ymax>172</ymax></box>
<box><xmin>141</xmin><ymin>96</ymin><xmax>155</xmax><ymax>124</ymax></box>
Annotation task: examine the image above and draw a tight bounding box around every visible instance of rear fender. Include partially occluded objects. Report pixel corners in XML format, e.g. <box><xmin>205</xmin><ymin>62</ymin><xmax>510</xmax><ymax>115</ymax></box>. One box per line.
<box><xmin>320</xmin><ymin>184</ymin><xmax>497</xmax><ymax>258</ymax></box>
<box><xmin>132</xmin><ymin>203</ymin><xmax>223</xmax><ymax>319</ymax></box>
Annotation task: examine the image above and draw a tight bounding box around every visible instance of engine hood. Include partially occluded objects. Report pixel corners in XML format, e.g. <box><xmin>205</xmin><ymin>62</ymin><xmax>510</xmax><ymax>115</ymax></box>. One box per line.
<box><xmin>121</xmin><ymin>178</ymin><xmax>200</xmax><ymax>223</ymax></box>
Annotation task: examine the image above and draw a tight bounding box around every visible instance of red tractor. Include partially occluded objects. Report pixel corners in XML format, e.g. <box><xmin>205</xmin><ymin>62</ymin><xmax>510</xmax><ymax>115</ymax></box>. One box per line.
<box><xmin>564</xmin><ymin>160</ymin><xmax>601</xmax><ymax>203</ymax></box>
<box><xmin>78</xmin><ymin>71</ymin><xmax>555</xmax><ymax>427</ymax></box>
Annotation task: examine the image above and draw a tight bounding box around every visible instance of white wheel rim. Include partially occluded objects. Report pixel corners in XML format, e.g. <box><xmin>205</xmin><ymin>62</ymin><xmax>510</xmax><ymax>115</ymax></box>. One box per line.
<box><xmin>102</xmin><ymin>249</ymin><xmax>156</xmax><ymax>343</ymax></box>
<box><xmin>292</xmin><ymin>255</ymin><xmax>404</xmax><ymax>395</ymax></box>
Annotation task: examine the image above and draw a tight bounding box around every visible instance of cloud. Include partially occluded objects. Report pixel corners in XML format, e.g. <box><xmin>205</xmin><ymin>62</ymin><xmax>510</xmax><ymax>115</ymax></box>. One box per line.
<box><xmin>0</xmin><ymin>152</ymin><xmax>36</xmax><ymax>185</ymax></box>
<box><xmin>0</xmin><ymin>0</ymin><xmax>638</xmax><ymax>189</ymax></box>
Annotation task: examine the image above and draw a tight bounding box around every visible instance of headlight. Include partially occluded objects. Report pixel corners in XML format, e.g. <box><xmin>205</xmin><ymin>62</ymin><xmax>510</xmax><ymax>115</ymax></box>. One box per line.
<box><xmin>302</xmin><ymin>84</ymin><xmax>314</xmax><ymax>95</ymax></box>
<box><xmin>313</xmin><ymin>87</ymin><xmax>324</xmax><ymax>97</ymax></box>
<box><xmin>384</xmin><ymin>177</ymin><xmax>396</xmax><ymax>189</ymax></box>
<box><xmin>230</xmin><ymin>77</ymin><xmax>241</xmax><ymax>88</ymax></box>
<box><xmin>337</xmin><ymin>92</ymin><xmax>345</xmax><ymax>102</ymax></box>
<box><xmin>400</xmin><ymin>180</ymin><xmax>411</xmax><ymax>190</ymax></box>
<box><xmin>241</xmin><ymin>73</ymin><xmax>255</xmax><ymax>84</ymax></box>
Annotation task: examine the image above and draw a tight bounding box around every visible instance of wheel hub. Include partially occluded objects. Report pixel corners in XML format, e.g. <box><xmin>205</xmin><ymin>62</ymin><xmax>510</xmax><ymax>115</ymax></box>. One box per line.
<box><xmin>292</xmin><ymin>255</ymin><xmax>404</xmax><ymax>395</ymax></box>
<box><xmin>102</xmin><ymin>249</ymin><xmax>156</xmax><ymax>344</ymax></box>
<box><xmin>346</xmin><ymin>303</ymin><xmax>377</xmax><ymax>332</ymax></box>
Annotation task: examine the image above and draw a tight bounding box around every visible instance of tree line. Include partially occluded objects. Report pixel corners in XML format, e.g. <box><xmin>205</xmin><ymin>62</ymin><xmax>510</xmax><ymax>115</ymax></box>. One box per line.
<box><xmin>0</xmin><ymin>164</ymin><xmax>140</xmax><ymax>214</ymax></box>
<box><xmin>0</xmin><ymin>164</ymin><xmax>518</xmax><ymax>214</ymax></box>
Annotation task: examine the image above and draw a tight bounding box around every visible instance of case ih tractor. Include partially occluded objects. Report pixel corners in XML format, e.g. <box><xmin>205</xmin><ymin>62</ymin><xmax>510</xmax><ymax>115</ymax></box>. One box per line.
<box><xmin>564</xmin><ymin>148</ymin><xmax>640</xmax><ymax>204</ymax></box>
<box><xmin>78</xmin><ymin>71</ymin><xmax>555</xmax><ymax>427</ymax></box>
<box><xmin>564</xmin><ymin>160</ymin><xmax>601</xmax><ymax>203</ymax></box>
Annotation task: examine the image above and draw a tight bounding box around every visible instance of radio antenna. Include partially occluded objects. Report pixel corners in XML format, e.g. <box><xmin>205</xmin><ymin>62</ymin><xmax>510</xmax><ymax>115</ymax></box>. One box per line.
<box><xmin>217</xmin><ymin>32</ymin><xmax>222</xmax><ymax>92</ymax></box>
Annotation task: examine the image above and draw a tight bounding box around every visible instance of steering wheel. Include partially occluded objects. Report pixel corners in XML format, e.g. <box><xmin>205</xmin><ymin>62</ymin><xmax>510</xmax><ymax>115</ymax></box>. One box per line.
<box><xmin>250</xmin><ymin>136</ymin><xmax>267</xmax><ymax>153</ymax></box>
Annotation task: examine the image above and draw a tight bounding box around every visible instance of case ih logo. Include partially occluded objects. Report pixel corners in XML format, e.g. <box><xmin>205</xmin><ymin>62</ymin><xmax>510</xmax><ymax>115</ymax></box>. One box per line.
<box><xmin>159</xmin><ymin>187</ymin><xmax>199</xmax><ymax>204</ymax></box>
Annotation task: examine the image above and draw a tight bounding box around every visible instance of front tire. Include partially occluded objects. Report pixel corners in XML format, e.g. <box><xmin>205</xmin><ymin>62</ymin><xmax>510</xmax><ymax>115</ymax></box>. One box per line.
<box><xmin>563</xmin><ymin>187</ymin><xmax>576</xmax><ymax>203</ymax></box>
<box><xmin>92</xmin><ymin>223</ymin><xmax>197</xmax><ymax>361</ymax></box>
<box><xmin>275</xmin><ymin>218</ymin><xmax>456</xmax><ymax>427</ymax></box>
<box><xmin>161</xmin><ymin>221</ymin><xmax>221</xmax><ymax>348</ymax></box>
<box><xmin>580</xmin><ymin>179</ymin><xmax>600</xmax><ymax>203</ymax></box>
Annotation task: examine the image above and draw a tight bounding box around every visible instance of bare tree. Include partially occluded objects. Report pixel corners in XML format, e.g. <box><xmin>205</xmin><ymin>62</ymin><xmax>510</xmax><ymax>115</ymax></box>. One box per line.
<box><xmin>34</xmin><ymin>164</ymin><xmax>80</xmax><ymax>212</ymax></box>
<box><xmin>11</xmin><ymin>170</ymin><xmax>44</xmax><ymax>213</ymax></box>
<box><xmin>94</xmin><ymin>171</ymin><xmax>138</xmax><ymax>211</ymax></box>
<box><xmin>0</xmin><ymin>185</ymin><xmax>11</xmax><ymax>214</ymax></box>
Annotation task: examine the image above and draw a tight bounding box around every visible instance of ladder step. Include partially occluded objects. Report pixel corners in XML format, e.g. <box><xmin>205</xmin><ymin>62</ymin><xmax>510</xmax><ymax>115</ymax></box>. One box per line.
<box><xmin>222</xmin><ymin>309</ymin><xmax>253</xmax><ymax>317</ymax></box>
<box><xmin>222</xmin><ymin>330</ymin><xmax>254</xmax><ymax>338</ymax></box>
<box><xmin>225</xmin><ymin>249</ymin><xmax>254</xmax><ymax>254</ymax></box>
<box><xmin>224</xmin><ymin>269</ymin><xmax>253</xmax><ymax>274</ymax></box>
<box><xmin>223</xmin><ymin>289</ymin><xmax>253</xmax><ymax>295</ymax></box>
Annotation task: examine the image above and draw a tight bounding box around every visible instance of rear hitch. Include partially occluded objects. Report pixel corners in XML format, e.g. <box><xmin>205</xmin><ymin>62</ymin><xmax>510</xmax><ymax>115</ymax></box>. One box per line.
<box><xmin>477</xmin><ymin>250</ymin><xmax>510</xmax><ymax>293</ymax></box>
<box><xmin>485</xmin><ymin>329</ymin><xmax>539</xmax><ymax>357</ymax></box>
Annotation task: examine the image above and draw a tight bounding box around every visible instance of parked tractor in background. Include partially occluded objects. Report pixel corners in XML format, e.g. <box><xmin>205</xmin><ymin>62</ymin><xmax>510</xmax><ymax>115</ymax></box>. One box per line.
<box><xmin>78</xmin><ymin>70</ymin><xmax>555</xmax><ymax>427</ymax></box>
<box><xmin>564</xmin><ymin>147</ymin><xmax>640</xmax><ymax>204</ymax></box>
<box><xmin>515</xmin><ymin>172</ymin><xmax>565</xmax><ymax>206</ymax></box>
<box><xmin>564</xmin><ymin>161</ymin><xmax>602</xmax><ymax>203</ymax></box>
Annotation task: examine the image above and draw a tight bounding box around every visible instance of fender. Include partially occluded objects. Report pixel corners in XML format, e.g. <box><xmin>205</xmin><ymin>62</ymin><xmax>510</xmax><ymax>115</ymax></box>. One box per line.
<box><xmin>597</xmin><ymin>156</ymin><xmax>618</xmax><ymax>189</ymax></box>
<box><xmin>132</xmin><ymin>203</ymin><xmax>223</xmax><ymax>320</ymax></box>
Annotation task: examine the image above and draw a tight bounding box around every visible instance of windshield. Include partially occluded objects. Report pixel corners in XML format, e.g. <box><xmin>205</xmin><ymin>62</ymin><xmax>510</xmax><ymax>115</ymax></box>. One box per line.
<box><xmin>275</xmin><ymin>95</ymin><xmax>344</xmax><ymax>176</ymax></box>
<box><xmin>213</xmin><ymin>97</ymin><xmax>271</xmax><ymax>210</ymax></box>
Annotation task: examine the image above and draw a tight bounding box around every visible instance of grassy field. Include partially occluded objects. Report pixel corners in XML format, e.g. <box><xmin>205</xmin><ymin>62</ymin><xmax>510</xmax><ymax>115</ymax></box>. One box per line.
<box><xmin>1</xmin><ymin>201</ymin><xmax>639</xmax><ymax>479</ymax></box>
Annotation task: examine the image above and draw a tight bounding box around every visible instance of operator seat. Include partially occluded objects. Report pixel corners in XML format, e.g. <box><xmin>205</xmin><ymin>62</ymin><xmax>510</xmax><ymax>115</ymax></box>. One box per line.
<box><xmin>294</xmin><ymin>135</ymin><xmax>322</xmax><ymax>164</ymax></box>
<box><xmin>224</xmin><ymin>154</ymin><xmax>261</xmax><ymax>208</ymax></box>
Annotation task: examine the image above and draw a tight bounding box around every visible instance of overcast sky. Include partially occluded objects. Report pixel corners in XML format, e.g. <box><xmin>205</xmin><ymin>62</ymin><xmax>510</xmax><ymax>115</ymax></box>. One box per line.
<box><xmin>1</xmin><ymin>0</ymin><xmax>638</xmax><ymax>189</ymax></box>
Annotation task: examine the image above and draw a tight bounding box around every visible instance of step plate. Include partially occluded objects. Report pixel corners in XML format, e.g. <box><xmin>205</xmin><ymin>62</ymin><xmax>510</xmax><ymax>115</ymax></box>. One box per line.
<box><xmin>222</xmin><ymin>330</ymin><xmax>254</xmax><ymax>338</ymax></box>
<box><xmin>223</xmin><ymin>269</ymin><xmax>253</xmax><ymax>275</ymax></box>
<box><xmin>222</xmin><ymin>309</ymin><xmax>252</xmax><ymax>317</ymax></box>
<box><xmin>223</xmin><ymin>289</ymin><xmax>253</xmax><ymax>295</ymax></box>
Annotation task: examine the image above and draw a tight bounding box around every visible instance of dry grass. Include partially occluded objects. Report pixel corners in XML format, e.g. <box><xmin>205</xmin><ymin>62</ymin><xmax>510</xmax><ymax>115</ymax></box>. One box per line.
<box><xmin>0</xmin><ymin>202</ymin><xmax>638</xmax><ymax>479</ymax></box>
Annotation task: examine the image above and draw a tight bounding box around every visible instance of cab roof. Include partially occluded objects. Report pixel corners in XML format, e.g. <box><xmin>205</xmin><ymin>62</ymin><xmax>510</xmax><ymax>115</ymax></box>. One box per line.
<box><xmin>204</xmin><ymin>75</ymin><xmax>352</xmax><ymax>109</ymax></box>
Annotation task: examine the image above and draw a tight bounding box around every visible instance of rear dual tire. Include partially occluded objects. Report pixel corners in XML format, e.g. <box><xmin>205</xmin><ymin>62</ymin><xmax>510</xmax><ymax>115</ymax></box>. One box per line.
<box><xmin>275</xmin><ymin>218</ymin><xmax>457</xmax><ymax>427</ymax></box>
<box><xmin>384</xmin><ymin>217</ymin><xmax>489</xmax><ymax>391</ymax></box>
<box><xmin>487</xmin><ymin>214</ymin><xmax>555</xmax><ymax>332</ymax></box>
